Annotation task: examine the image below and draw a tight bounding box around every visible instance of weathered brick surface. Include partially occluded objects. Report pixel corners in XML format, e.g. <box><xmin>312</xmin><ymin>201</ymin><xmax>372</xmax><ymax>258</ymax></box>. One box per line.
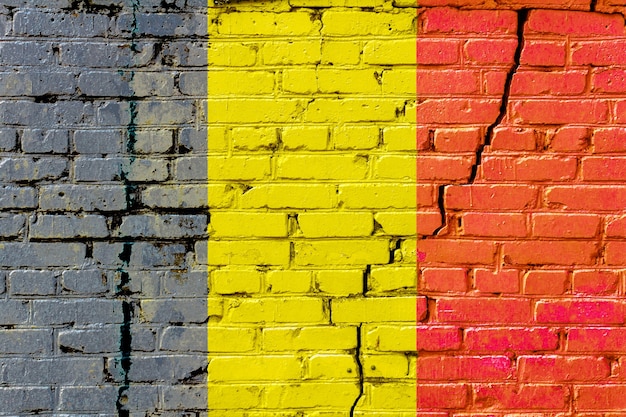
<box><xmin>0</xmin><ymin>0</ymin><xmax>207</xmax><ymax>415</ymax></box>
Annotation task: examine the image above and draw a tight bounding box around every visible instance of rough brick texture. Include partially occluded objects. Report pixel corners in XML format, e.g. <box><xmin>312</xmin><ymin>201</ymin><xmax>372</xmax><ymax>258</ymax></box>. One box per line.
<box><xmin>0</xmin><ymin>0</ymin><xmax>207</xmax><ymax>415</ymax></box>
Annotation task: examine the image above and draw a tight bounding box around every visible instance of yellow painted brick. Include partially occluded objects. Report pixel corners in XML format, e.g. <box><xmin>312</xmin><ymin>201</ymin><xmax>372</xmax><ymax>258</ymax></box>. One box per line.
<box><xmin>369</xmin><ymin>267</ymin><xmax>416</xmax><ymax>293</ymax></box>
<box><xmin>224</xmin><ymin>297</ymin><xmax>326</xmax><ymax>323</ymax></box>
<box><xmin>374</xmin><ymin>212</ymin><xmax>415</xmax><ymax>236</ymax></box>
<box><xmin>321</xmin><ymin>40</ymin><xmax>361</xmax><ymax>65</ymax></box>
<box><xmin>321</xmin><ymin>11</ymin><xmax>414</xmax><ymax>36</ymax></box>
<box><xmin>307</xmin><ymin>354</ymin><xmax>358</xmax><ymax>379</ymax></box>
<box><xmin>263</xmin><ymin>326</ymin><xmax>357</xmax><ymax>351</ymax></box>
<box><xmin>283</xmin><ymin>69</ymin><xmax>318</xmax><ymax>94</ymax></box>
<box><xmin>208</xmin><ymin>71</ymin><xmax>275</xmax><ymax>95</ymax></box>
<box><xmin>208</xmin><ymin>42</ymin><xmax>257</xmax><ymax>67</ymax></box>
<box><xmin>363</xmin><ymin>39</ymin><xmax>417</xmax><ymax>65</ymax></box>
<box><xmin>217</xmin><ymin>12</ymin><xmax>321</xmax><ymax>36</ymax></box>
<box><xmin>383</xmin><ymin>126</ymin><xmax>417</xmax><ymax>151</ymax></box>
<box><xmin>208</xmin><ymin>99</ymin><xmax>305</xmax><ymax>123</ymax></box>
<box><xmin>212</xmin><ymin>269</ymin><xmax>262</xmax><ymax>294</ymax></box>
<box><xmin>294</xmin><ymin>240</ymin><xmax>390</xmax><ymax>266</ymax></box>
<box><xmin>318</xmin><ymin>69</ymin><xmax>380</xmax><ymax>94</ymax></box>
<box><xmin>316</xmin><ymin>270</ymin><xmax>363</xmax><ymax>296</ymax></box>
<box><xmin>263</xmin><ymin>41</ymin><xmax>322</xmax><ymax>65</ymax></box>
<box><xmin>299</xmin><ymin>212</ymin><xmax>373</xmax><ymax>238</ymax></box>
<box><xmin>364</xmin><ymin>325</ymin><xmax>417</xmax><ymax>352</ymax></box>
<box><xmin>363</xmin><ymin>383</ymin><xmax>416</xmax><ymax>410</ymax></box>
<box><xmin>231</xmin><ymin>127</ymin><xmax>278</xmax><ymax>151</ymax></box>
<box><xmin>334</xmin><ymin>125</ymin><xmax>379</xmax><ymax>150</ymax></box>
<box><xmin>331</xmin><ymin>297</ymin><xmax>417</xmax><ymax>323</ymax></box>
<box><xmin>206</xmin><ymin>241</ymin><xmax>290</xmax><ymax>265</ymax></box>
<box><xmin>374</xmin><ymin>155</ymin><xmax>416</xmax><ymax>181</ymax></box>
<box><xmin>240</xmin><ymin>184</ymin><xmax>336</xmax><ymax>209</ymax></box>
<box><xmin>276</xmin><ymin>155</ymin><xmax>368</xmax><ymax>180</ymax></box>
<box><xmin>208</xmin><ymin>184</ymin><xmax>237</xmax><ymax>209</ymax></box>
<box><xmin>265</xmin><ymin>382</ymin><xmax>359</xmax><ymax>408</ymax></box>
<box><xmin>290</xmin><ymin>0</ymin><xmax>383</xmax><ymax>6</ymax></box>
<box><xmin>207</xmin><ymin>327</ymin><xmax>256</xmax><ymax>352</ymax></box>
<box><xmin>208</xmin><ymin>297</ymin><xmax>223</xmax><ymax>318</ymax></box>
<box><xmin>338</xmin><ymin>184</ymin><xmax>417</xmax><ymax>209</ymax></box>
<box><xmin>210</xmin><ymin>212</ymin><xmax>288</xmax><ymax>237</ymax></box>
<box><xmin>362</xmin><ymin>354</ymin><xmax>409</xmax><ymax>378</ymax></box>
<box><xmin>208</xmin><ymin>126</ymin><xmax>227</xmax><ymax>152</ymax></box>
<box><xmin>209</xmin><ymin>355</ymin><xmax>301</xmax><ymax>381</ymax></box>
<box><xmin>206</xmin><ymin>384</ymin><xmax>261</xmax><ymax>409</ymax></box>
<box><xmin>400</xmin><ymin>239</ymin><xmax>416</xmax><ymax>264</ymax></box>
<box><xmin>266</xmin><ymin>270</ymin><xmax>312</xmax><ymax>293</ymax></box>
<box><xmin>382</xmin><ymin>69</ymin><xmax>416</xmax><ymax>95</ymax></box>
<box><xmin>305</xmin><ymin>99</ymin><xmax>399</xmax><ymax>123</ymax></box>
<box><xmin>207</xmin><ymin>156</ymin><xmax>271</xmax><ymax>180</ymax></box>
<box><xmin>281</xmin><ymin>126</ymin><xmax>328</xmax><ymax>150</ymax></box>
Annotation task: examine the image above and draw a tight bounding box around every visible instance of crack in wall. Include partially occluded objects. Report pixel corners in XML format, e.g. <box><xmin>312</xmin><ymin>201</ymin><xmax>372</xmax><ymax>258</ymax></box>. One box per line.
<box><xmin>349</xmin><ymin>325</ymin><xmax>364</xmax><ymax>417</ymax></box>
<box><xmin>433</xmin><ymin>9</ymin><xmax>528</xmax><ymax>237</ymax></box>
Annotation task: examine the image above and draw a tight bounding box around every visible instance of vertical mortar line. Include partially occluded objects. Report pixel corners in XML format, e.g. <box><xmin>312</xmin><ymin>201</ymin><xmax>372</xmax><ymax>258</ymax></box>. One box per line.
<box><xmin>116</xmin><ymin>1</ymin><xmax>140</xmax><ymax>415</ymax></box>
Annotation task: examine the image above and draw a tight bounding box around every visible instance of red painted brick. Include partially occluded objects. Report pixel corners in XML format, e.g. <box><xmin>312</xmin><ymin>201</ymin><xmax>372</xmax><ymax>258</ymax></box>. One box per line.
<box><xmin>465</xmin><ymin>327</ymin><xmax>559</xmax><ymax>352</ymax></box>
<box><xmin>445</xmin><ymin>185</ymin><xmax>539</xmax><ymax>211</ymax></box>
<box><xmin>576</xmin><ymin>386</ymin><xmax>626</xmax><ymax>410</ymax></box>
<box><xmin>417</xmin><ymin>155</ymin><xmax>474</xmax><ymax>182</ymax></box>
<box><xmin>510</xmin><ymin>99</ymin><xmax>609</xmax><ymax>124</ymax></box>
<box><xmin>417</xmin><ymin>239</ymin><xmax>497</xmax><ymax>265</ymax></box>
<box><xmin>535</xmin><ymin>300</ymin><xmax>623</xmax><ymax>324</ymax></box>
<box><xmin>606</xmin><ymin>215</ymin><xmax>626</xmax><ymax>237</ymax></box>
<box><xmin>461</xmin><ymin>213</ymin><xmax>527</xmax><ymax>238</ymax></box>
<box><xmin>571</xmin><ymin>40</ymin><xmax>626</xmax><ymax>66</ymax></box>
<box><xmin>417</xmin><ymin>356</ymin><xmax>513</xmax><ymax>381</ymax></box>
<box><xmin>531</xmin><ymin>213</ymin><xmax>601</xmax><ymax>239</ymax></box>
<box><xmin>545</xmin><ymin>186</ymin><xmax>626</xmax><ymax>211</ymax></box>
<box><xmin>511</xmin><ymin>70</ymin><xmax>587</xmax><ymax>95</ymax></box>
<box><xmin>593</xmin><ymin>128</ymin><xmax>626</xmax><ymax>153</ymax></box>
<box><xmin>527</xmin><ymin>9</ymin><xmax>624</xmax><ymax>35</ymax></box>
<box><xmin>491</xmin><ymin>126</ymin><xmax>537</xmax><ymax>151</ymax></box>
<box><xmin>520</xmin><ymin>355</ymin><xmax>610</xmax><ymax>382</ymax></box>
<box><xmin>612</xmin><ymin>100</ymin><xmax>626</xmax><ymax>123</ymax></box>
<box><xmin>416</xmin><ymin>126</ymin><xmax>431</xmax><ymax>151</ymax></box>
<box><xmin>416</xmin><ymin>99</ymin><xmax>501</xmax><ymax>124</ymax></box>
<box><xmin>417</xmin><ymin>211</ymin><xmax>442</xmax><ymax>236</ymax></box>
<box><xmin>420</xmin><ymin>8</ymin><xmax>517</xmax><ymax>34</ymax></box>
<box><xmin>549</xmin><ymin>126</ymin><xmax>590</xmax><ymax>152</ymax></box>
<box><xmin>416</xmin><ymin>69</ymin><xmax>480</xmax><ymax>95</ymax></box>
<box><xmin>592</xmin><ymin>68</ymin><xmax>626</xmax><ymax>93</ymax></box>
<box><xmin>582</xmin><ymin>157</ymin><xmax>626</xmax><ymax>181</ymax></box>
<box><xmin>416</xmin><ymin>326</ymin><xmax>462</xmax><ymax>352</ymax></box>
<box><xmin>416</xmin><ymin>38</ymin><xmax>460</xmax><ymax>65</ymax></box>
<box><xmin>420</xmin><ymin>268</ymin><xmax>468</xmax><ymax>293</ymax></box>
<box><xmin>417</xmin><ymin>184</ymin><xmax>436</xmax><ymax>208</ymax></box>
<box><xmin>572</xmin><ymin>270</ymin><xmax>619</xmax><ymax>295</ymax></box>
<box><xmin>502</xmin><ymin>241</ymin><xmax>598</xmax><ymax>266</ymax></box>
<box><xmin>568</xmin><ymin>328</ymin><xmax>626</xmax><ymax>352</ymax></box>
<box><xmin>484</xmin><ymin>71</ymin><xmax>509</xmax><ymax>95</ymax></box>
<box><xmin>474</xmin><ymin>384</ymin><xmax>569</xmax><ymax>410</ymax></box>
<box><xmin>520</xmin><ymin>39</ymin><xmax>566</xmax><ymax>66</ymax></box>
<box><xmin>523</xmin><ymin>270</ymin><xmax>569</xmax><ymax>295</ymax></box>
<box><xmin>481</xmin><ymin>156</ymin><xmax>577</xmax><ymax>182</ymax></box>
<box><xmin>474</xmin><ymin>268</ymin><xmax>520</xmax><ymax>293</ymax></box>
<box><xmin>434</xmin><ymin>127</ymin><xmax>481</xmax><ymax>153</ymax></box>
<box><xmin>417</xmin><ymin>384</ymin><xmax>468</xmax><ymax>409</ymax></box>
<box><xmin>464</xmin><ymin>38</ymin><xmax>518</xmax><ymax>64</ymax></box>
<box><xmin>604</xmin><ymin>241</ymin><xmax>626</xmax><ymax>265</ymax></box>
<box><xmin>436</xmin><ymin>298</ymin><xmax>532</xmax><ymax>323</ymax></box>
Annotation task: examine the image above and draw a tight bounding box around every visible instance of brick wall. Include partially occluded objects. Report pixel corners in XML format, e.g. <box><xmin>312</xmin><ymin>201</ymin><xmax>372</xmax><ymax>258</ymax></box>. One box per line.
<box><xmin>0</xmin><ymin>0</ymin><xmax>207</xmax><ymax>415</ymax></box>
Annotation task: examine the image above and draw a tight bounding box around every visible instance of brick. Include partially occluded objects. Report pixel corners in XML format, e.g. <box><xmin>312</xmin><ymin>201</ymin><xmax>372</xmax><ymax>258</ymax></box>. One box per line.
<box><xmin>332</xmin><ymin>297</ymin><xmax>425</xmax><ymax>323</ymax></box>
<box><xmin>491</xmin><ymin>126</ymin><xmax>537</xmax><ymax>151</ymax></box>
<box><xmin>567</xmin><ymin>328</ymin><xmax>626</xmax><ymax>352</ymax></box>
<box><xmin>446</xmin><ymin>185</ymin><xmax>539</xmax><ymax>211</ymax></box>
<box><xmin>527</xmin><ymin>9</ymin><xmax>624</xmax><ymax>35</ymax></box>
<box><xmin>364</xmin><ymin>39</ymin><xmax>418</xmax><ymax>65</ymax></box>
<box><xmin>576</xmin><ymin>386</ymin><xmax>626</xmax><ymax>410</ymax></box>
<box><xmin>474</xmin><ymin>268</ymin><xmax>520</xmax><ymax>293</ymax></box>
<box><xmin>604</xmin><ymin>241</ymin><xmax>626</xmax><ymax>265</ymax></box>
<box><xmin>416</xmin><ymin>99</ymin><xmax>501</xmax><ymax>124</ymax></box>
<box><xmin>420</xmin><ymin>268</ymin><xmax>468</xmax><ymax>293</ymax></box>
<box><xmin>263</xmin><ymin>326</ymin><xmax>356</xmax><ymax>351</ymax></box>
<box><xmin>420</xmin><ymin>8</ymin><xmax>517</xmax><ymax>34</ymax></box>
<box><xmin>223</xmin><ymin>297</ymin><xmax>326</xmax><ymax>324</ymax></box>
<box><xmin>321</xmin><ymin>11</ymin><xmax>414</xmax><ymax>36</ymax></box>
<box><xmin>434</xmin><ymin>127</ymin><xmax>481</xmax><ymax>153</ymax></box>
<box><xmin>465</xmin><ymin>327</ymin><xmax>559</xmax><ymax>352</ymax></box>
<box><xmin>9</xmin><ymin>271</ymin><xmax>56</xmax><ymax>296</ymax></box>
<box><xmin>339</xmin><ymin>184</ymin><xmax>423</xmax><ymax>209</ymax></box>
<box><xmin>593</xmin><ymin>128</ymin><xmax>626</xmax><ymax>153</ymax></box>
<box><xmin>511</xmin><ymin>70</ymin><xmax>587</xmax><ymax>95</ymax></box>
<box><xmin>417</xmin><ymin>384</ymin><xmax>468</xmax><ymax>409</ymax></box>
<box><xmin>546</xmin><ymin>186</ymin><xmax>626</xmax><ymax>211</ymax></box>
<box><xmin>369</xmin><ymin>267</ymin><xmax>416</xmax><ymax>293</ymax></box>
<box><xmin>511</xmin><ymin>99</ymin><xmax>609</xmax><ymax>124</ymax></box>
<box><xmin>519</xmin><ymin>355</ymin><xmax>610</xmax><ymax>381</ymax></box>
<box><xmin>520</xmin><ymin>39</ymin><xmax>567</xmax><ymax>66</ymax></box>
<box><xmin>502</xmin><ymin>241</ymin><xmax>598</xmax><ymax>266</ymax></box>
<box><xmin>240</xmin><ymin>184</ymin><xmax>336</xmax><ymax>209</ymax></box>
<box><xmin>299</xmin><ymin>212</ymin><xmax>373</xmax><ymax>238</ymax></box>
<box><xmin>582</xmin><ymin>156</ymin><xmax>626</xmax><ymax>181</ymax></box>
<box><xmin>209</xmin><ymin>356</ymin><xmax>301</xmax><ymax>382</ymax></box>
<box><xmin>549</xmin><ymin>126</ymin><xmax>590</xmax><ymax>151</ymax></box>
<box><xmin>417</xmin><ymin>239</ymin><xmax>497</xmax><ymax>265</ymax></box>
<box><xmin>265</xmin><ymin>383</ymin><xmax>359</xmax><ymax>408</ymax></box>
<box><xmin>212</xmin><ymin>269</ymin><xmax>262</xmax><ymax>295</ymax></box>
<box><xmin>464</xmin><ymin>38</ymin><xmax>518</xmax><ymax>64</ymax></box>
<box><xmin>523</xmin><ymin>270</ymin><xmax>569</xmax><ymax>295</ymax></box>
<box><xmin>0</xmin><ymin>329</ymin><xmax>52</xmax><ymax>354</ymax></box>
<box><xmin>416</xmin><ymin>326</ymin><xmax>462</xmax><ymax>352</ymax></box>
<box><xmin>208</xmin><ymin>70</ymin><xmax>275</xmax><ymax>95</ymax></box>
<box><xmin>416</xmin><ymin>155</ymin><xmax>473</xmax><ymax>182</ymax></box>
<box><xmin>277</xmin><ymin>155</ymin><xmax>368</xmax><ymax>180</ymax></box>
<box><xmin>461</xmin><ymin>212</ymin><xmax>527</xmax><ymax>238</ymax></box>
<box><xmin>531</xmin><ymin>213</ymin><xmax>600</xmax><ymax>238</ymax></box>
<box><xmin>333</xmin><ymin>125</ymin><xmax>379</xmax><ymax>150</ymax></box>
<box><xmin>571</xmin><ymin>40</ymin><xmax>626</xmax><ymax>65</ymax></box>
<box><xmin>211</xmin><ymin>213</ymin><xmax>287</xmax><ymax>238</ymax></box>
<box><xmin>205</xmin><ymin>241</ymin><xmax>290</xmax><ymax>266</ymax></box>
<box><xmin>414</xmin><ymin>70</ymin><xmax>480</xmax><ymax>95</ymax></box>
<box><xmin>266</xmin><ymin>270</ymin><xmax>312</xmax><ymax>293</ymax></box>
<box><xmin>436</xmin><ymin>298</ymin><xmax>532</xmax><ymax>323</ymax></box>
<box><xmin>607</xmin><ymin>215</ymin><xmax>626</xmax><ymax>237</ymax></box>
<box><xmin>474</xmin><ymin>384</ymin><xmax>568</xmax><ymax>410</ymax></box>
<box><xmin>416</xmin><ymin>39</ymin><xmax>459</xmax><ymax>65</ymax></box>
<box><xmin>0</xmin><ymin>243</ymin><xmax>85</xmax><ymax>267</ymax></box>
<box><xmin>305</xmin><ymin>99</ymin><xmax>399</xmax><ymax>123</ymax></box>
<box><xmin>535</xmin><ymin>300</ymin><xmax>623</xmax><ymax>324</ymax></box>
<box><xmin>417</xmin><ymin>356</ymin><xmax>513</xmax><ymax>381</ymax></box>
